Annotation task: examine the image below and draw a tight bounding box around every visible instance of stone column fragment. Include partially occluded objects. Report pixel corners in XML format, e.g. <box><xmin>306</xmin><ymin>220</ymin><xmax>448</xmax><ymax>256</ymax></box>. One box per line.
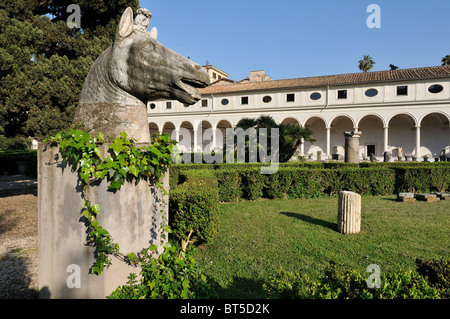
<box><xmin>344</xmin><ymin>131</ymin><xmax>361</xmax><ymax>163</ymax></box>
<box><xmin>337</xmin><ymin>191</ymin><xmax>361</xmax><ymax>234</ymax></box>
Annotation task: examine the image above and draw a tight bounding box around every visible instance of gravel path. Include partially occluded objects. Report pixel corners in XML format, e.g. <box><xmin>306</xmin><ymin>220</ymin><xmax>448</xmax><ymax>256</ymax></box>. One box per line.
<box><xmin>0</xmin><ymin>176</ymin><xmax>39</xmax><ymax>299</ymax></box>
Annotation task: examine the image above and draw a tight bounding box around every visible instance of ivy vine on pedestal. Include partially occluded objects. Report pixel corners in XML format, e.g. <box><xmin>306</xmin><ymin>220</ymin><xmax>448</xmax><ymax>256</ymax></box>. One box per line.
<box><xmin>45</xmin><ymin>129</ymin><xmax>176</xmax><ymax>275</ymax></box>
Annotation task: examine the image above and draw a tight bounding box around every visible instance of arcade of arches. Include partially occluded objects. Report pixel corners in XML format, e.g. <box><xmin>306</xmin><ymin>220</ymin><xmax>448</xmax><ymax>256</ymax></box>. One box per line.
<box><xmin>149</xmin><ymin>112</ymin><xmax>450</xmax><ymax>161</ymax></box>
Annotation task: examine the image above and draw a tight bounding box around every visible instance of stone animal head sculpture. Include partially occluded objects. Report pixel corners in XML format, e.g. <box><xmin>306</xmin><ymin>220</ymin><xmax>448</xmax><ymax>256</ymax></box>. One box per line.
<box><xmin>73</xmin><ymin>7</ymin><xmax>210</xmax><ymax>143</ymax></box>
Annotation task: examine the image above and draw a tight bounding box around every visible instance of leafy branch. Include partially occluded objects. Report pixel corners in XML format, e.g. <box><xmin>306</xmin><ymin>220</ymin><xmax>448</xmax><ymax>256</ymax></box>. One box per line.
<box><xmin>45</xmin><ymin>129</ymin><xmax>177</xmax><ymax>275</ymax></box>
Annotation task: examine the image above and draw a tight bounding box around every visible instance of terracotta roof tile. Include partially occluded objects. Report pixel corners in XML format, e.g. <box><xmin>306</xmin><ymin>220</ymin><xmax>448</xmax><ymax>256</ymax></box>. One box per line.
<box><xmin>199</xmin><ymin>65</ymin><xmax>450</xmax><ymax>95</ymax></box>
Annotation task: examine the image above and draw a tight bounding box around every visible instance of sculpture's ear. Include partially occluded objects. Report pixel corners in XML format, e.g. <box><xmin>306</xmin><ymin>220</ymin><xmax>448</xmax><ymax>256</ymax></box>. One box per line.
<box><xmin>149</xmin><ymin>27</ymin><xmax>158</xmax><ymax>41</ymax></box>
<box><xmin>116</xmin><ymin>7</ymin><xmax>134</xmax><ymax>39</ymax></box>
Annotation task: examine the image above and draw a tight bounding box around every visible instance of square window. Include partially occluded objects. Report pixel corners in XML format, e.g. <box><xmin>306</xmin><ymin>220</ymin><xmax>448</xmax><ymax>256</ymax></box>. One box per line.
<box><xmin>286</xmin><ymin>93</ymin><xmax>295</xmax><ymax>102</ymax></box>
<box><xmin>241</xmin><ymin>96</ymin><xmax>249</xmax><ymax>105</ymax></box>
<box><xmin>166</xmin><ymin>102</ymin><xmax>172</xmax><ymax>109</ymax></box>
<box><xmin>397</xmin><ymin>86</ymin><xmax>408</xmax><ymax>96</ymax></box>
<box><xmin>201</xmin><ymin>99</ymin><xmax>208</xmax><ymax>107</ymax></box>
<box><xmin>337</xmin><ymin>90</ymin><xmax>347</xmax><ymax>99</ymax></box>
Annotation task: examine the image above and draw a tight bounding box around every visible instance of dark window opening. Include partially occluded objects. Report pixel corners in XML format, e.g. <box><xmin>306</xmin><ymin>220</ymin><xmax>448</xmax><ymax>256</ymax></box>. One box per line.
<box><xmin>397</xmin><ymin>86</ymin><xmax>408</xmax><ymax>96</ymax></box>
<box><xmin>367</xmin><ymin>145</ymin><xmax>376</xmax><ymax>156</ymax></box>
<box><xmin>166</xmin><ymin>102</ymin><xmax>172</xmax><ymax>109</ymax></box>
<box><xmin>263</xmin><ymin>95</ymin><xmax>272</xmax><ymax>103</ymax></box>
<box><xmin>241</xmin><ymin>96</ymin><xmax>249</xmax><ymax>105</ymax></box>
<box><xmin>428</xmin><ymin>84</ymin><xmax>443</xmax><ymax>94</ymax></box>
<box><xmin>149</xmin><ymin>103</ymin><xmax>156</xmax><ymax>110</ymax></box>
<box><xmin>337</xmin><ymin>90</ymin><xmax>347</xmax><ymax>99</ymax></box>
<box><xmin>221</xmin><ymin>98</ymin><xmax>229</xmax><ymax>105</ymax></box>
<box><xmin>201</xmin><ymin>99</ymin><xmax>208</xmax><ymax>107</ymax></box>
<box><xmin>365</xmin><ymin>88</ymin><xmax>378</xmax><ymax>97</ymax></box>
<box><xmin>310</xmin><ymin>92</ymin><xmax>322</xmax><ymax>100</ymax></box>
<box><xmin>286</xmin><ymin>93</ymin><xmax>295</xmax><ymax>102</ymax></box>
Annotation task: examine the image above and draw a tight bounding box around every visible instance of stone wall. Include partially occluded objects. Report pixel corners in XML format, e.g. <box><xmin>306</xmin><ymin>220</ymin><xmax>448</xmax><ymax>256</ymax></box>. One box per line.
<box><xmin>38</xmin><ymin>143</ymin><xmax>168</xmax><ymax>299</ymax></box>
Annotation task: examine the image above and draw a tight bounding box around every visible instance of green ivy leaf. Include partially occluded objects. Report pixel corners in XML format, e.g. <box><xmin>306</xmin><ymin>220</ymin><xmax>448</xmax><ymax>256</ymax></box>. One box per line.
<box><xmin>129</xmin><ymin>165</ymin><xmax>139</xmax><ymax>178</ymax></box>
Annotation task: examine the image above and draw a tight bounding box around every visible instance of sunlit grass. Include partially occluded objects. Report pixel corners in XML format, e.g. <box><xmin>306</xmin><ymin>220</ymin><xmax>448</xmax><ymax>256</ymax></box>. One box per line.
<box><xmin>195</xmin><ymin>195</ymin><xmax>450</xmax><ymax>298</ymax></box>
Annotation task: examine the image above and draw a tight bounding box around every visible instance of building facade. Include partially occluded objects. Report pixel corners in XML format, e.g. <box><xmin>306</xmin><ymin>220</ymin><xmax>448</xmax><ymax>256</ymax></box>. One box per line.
<box><xmin>147</xmin><ymin>65</ymin><xmax>450</xmax><ymax>161</ymax></box>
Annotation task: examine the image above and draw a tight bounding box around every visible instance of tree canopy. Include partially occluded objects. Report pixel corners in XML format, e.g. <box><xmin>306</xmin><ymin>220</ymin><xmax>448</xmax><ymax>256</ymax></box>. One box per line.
<box><xmin>0</xmin><ymin>0</ymin><xmax>139</xmax><ymax>149</ymax></box>
<box><xmin>358</xmin><ymin>55</ymin><xmax>375</xmax><ymax>73</ymax></box>
<box><xmin>229</xmin><ymin>115</ymin><xmax>315</xmax><ymax>163</ymax></box>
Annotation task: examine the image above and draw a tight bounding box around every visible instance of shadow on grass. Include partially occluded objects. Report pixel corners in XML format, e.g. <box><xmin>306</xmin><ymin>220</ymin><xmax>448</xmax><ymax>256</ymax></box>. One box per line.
<box><xmin>0</xmin><ymin>254</ymin><xmax>39</xmax><ymax>299</ymax></box>
<box><xmin>279</xmin><ymin>212</ymin><xmax>336</xmax><ymax>231</ymax></box>
<box><xmin>378</xmin><ymin>197</ymin><xmax>398</xmax><ymax>202</ymax></box>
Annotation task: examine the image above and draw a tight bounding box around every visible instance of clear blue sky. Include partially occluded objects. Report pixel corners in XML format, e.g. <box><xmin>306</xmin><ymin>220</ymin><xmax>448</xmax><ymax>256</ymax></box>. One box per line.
<box><xmin>140</xmin><ymin>0</ymin><xmax>450</xmax><ymax>81</ymax></box>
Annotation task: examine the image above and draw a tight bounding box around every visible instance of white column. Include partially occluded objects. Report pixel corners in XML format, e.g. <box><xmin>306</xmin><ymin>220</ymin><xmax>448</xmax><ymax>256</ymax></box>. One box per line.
<box><xmin>300</xmin><ymin>137</ymin><xmax>305</xmax><ymax>156</ymax></box>
<box><xmin>383</xmin><ymin>126</ymin><xmax>389</xmax><ymax>153</ymax></box>
<box><xmin>415</xmin><ymin>125</ymin><xmax>421</xmax><ymax>158</ymax></box>
<box><xmin>175</xmin><ymin>129</ymin><xmax>180</xmax><ymax>142</ymax></box>
<box><xmin>326</xmin><ymin>127</ymin><xmax>331</xmax><ymax>156</ymax></box>
<box><xmin>212</xmin><ymin>128</ymin><xmax>217</xmax><ymax>151</ymax></box>
<box><xmin>193</xmin><ymin>129</ymin><xmax>198</xmax><ymax>152</ymax></box>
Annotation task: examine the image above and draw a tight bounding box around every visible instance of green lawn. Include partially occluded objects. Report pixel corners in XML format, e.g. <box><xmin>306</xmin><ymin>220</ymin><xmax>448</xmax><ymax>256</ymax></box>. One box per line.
<box><xmin>194</xmin><ymin>195</ymin><xmax>450</xmax><ymax>298</ymax></box>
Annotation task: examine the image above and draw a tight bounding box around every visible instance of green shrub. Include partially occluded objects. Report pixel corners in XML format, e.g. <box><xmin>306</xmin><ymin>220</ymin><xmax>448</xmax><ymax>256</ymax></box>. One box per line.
<box><xmin>169</xmin><ymin>162</ymin><xmax>450</xmax><ymax>203</ymax></box>
<box><xmin>107</xmin><ymin>243</ymin><xmax>214</xmax><ymax>299</ymax></box>
<box><xmin>416</xmin><ymin>258</ymin><xmax>450</xmax><ymax>296</ymax></box>
<box><xmin>169</xmin><ymin>170</ymin><xmax>220</xmax><ymax>249</ymax></box>
<box><xmin>214</xmin><ymin>169</ymin><xmax>242</xmax><ymax>202</ymax></box>
<box><xmin>238</xmin><ymin>167</ymin><xmax>266</xmax><ymax>200</ymax></box>
<box><xmin>394</xmin><ymin>166</ymin><xmax>450</xmax><ymax>193</ymax></box>
<box><xmin>264</xmin><ymin>262</ymin><xmax>446</xmax><ymax>299</ymax></box>
<box><xmin>264</xmin><ymin>169</ymin><xmax>293</xmax><ymax>199</ymax></box>
<box><xmin>0</xmin><ymin>136</ymin><xmax>31</xmax><ymax>151</ymax></box>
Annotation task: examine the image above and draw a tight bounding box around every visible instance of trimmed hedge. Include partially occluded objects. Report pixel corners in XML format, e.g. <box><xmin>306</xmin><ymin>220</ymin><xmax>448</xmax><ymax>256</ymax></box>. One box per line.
<box><xmin>394</xmin><ymin>166</ymin><xmax>450</xmax><ymax>193</ymax></box>
<box><xmin>169</xmin><ymin>170</ymin><xmax>220</xmax><ymax>246</ymax></box>
<box><xmin>170</xmin><ymin>162</ymin><xmax>450</xmax><ymax>202</ymax></box>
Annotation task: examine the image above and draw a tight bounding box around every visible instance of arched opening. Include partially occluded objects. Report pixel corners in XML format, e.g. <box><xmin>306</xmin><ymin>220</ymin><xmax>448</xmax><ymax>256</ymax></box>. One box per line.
<box><xmin>304</xmin><ymin>117</ymin><xmax>326</xmax><ymax>159</ymax></box>
<box><xmin>281</xmin><ymin>117</ymin><xmax>300</xmax><ymax>126</ymax></box>
<box><xmin>387</xmin><ymin>114</ymin><xmax>416</xmax><ymax>157</ymax></box>
<box><xmin>198</xmin><ymin>121</ymin><xmax>213</xmax><ymax>152</ymax></box>
<box><xmin>329</xmin><ymin>116</ymin><xmax>355</xmax><ymax>158</ymax></box>
<box><xmin>420</xmin><ymin>113</ymin><xmax>450</xmax><ymax>159</ymax></box>
<box><xmin>215</xmin><ymin>120</ymin><xmax>233</xmax><ymax>150</ymax></box>
<box><xmin>358</xmin><ymin>115</ymin><xmax>385</xmax><ymax>158</ymax></box>
<box><xmin>149</xmin><ymin>122</ymin><xmax>159</xmax><ymax>138</ymax></box>
<box><xmin>179</xmin><ymin>121</ymin><xmax>194</xmax><ymax>153</ymax></box>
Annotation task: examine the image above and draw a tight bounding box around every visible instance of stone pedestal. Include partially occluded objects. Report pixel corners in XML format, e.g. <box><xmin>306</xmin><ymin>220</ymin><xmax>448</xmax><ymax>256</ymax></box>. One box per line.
<box><xmin>415</xmin><ymin>193</ymin><xmax>440</xmax><ymax>202</ymax></box>
<box><xmin>38</xmin><ymin>143</ymin><xmax>168</xmax><ymax>299</ymax></box>
<box><xmin>396</xmin><ymin>192</ymin><xmax>416</xmax><ymax>202</ymax></box>
<box><xmin>344</xmin><ymin>131</ymin><xmax>361</xmax><ymax>163</ymax></box>
<box><xmin>337</xmin><ymin>191</ymin><xmax>361</xmax><ymax>234</ymax></box>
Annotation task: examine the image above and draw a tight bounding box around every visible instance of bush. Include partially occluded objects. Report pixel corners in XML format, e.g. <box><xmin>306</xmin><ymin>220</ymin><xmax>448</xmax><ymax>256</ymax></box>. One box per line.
<box><xmin>169</xmin><ymin>170</ymin><xmax>220</xmax><ymax>249</ymax></box>
<box><xmin>238</xmin><ymin>167</ymin><xmax>266</xmax><ymax>200</ymax></box>
<box><xmin>107</xmin><ymin>243</ymin><xmax>214</xmax><ymax>299</ymax></box>
<box><xmin>264</xmin><ymin>262</ymin><xmax>446</xmax><ymax>299</ymax></box>
<box><xmin>214</xmin><ymin>169</ymin><xmax>243</xmax><ymax>202</ymax></box>
<box><xmin>416</xmin><ymin>258</ymin><xmax>450</xmax><ymax>296</ymax></box>
<box><xmin>169</xmin><ymin>162</ymin><xmax>450</xmax><ymax>203</ymax></box>
<box><xmin>0</xmin><ymin>136</ymin><xmax>31</xmax><ymax>151</ymax></box>
<box><xmin>394</xmin><ymin>166</ymin><xmax>450</xmax><ymax>193</ymax></box>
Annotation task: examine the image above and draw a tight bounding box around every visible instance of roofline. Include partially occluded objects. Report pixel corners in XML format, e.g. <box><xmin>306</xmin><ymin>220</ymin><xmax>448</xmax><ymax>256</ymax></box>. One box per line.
<box><xmin>200</xmin><ymin>65</ymin><xmax>450</xmax><ymax>95</ymax></box>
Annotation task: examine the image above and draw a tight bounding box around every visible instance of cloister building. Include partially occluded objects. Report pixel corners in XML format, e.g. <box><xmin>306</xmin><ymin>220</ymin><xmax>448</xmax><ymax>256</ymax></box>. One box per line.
<box><xmin>147</xmin><ymin>65</ymin><xmax>450</xmax><ymax>161</ymax></box>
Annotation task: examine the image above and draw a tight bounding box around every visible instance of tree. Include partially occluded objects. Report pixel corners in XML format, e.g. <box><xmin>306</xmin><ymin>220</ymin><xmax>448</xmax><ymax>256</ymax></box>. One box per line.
<box><xmin>231</xmin><ymin>115</ymin><xmax>315</xmax><ymax>163</ymax></box>
<box><xmin>442</xmin><ymin>55</ymin><xmax>450</xmax><ymax>66</ymax></box>
<box><xmin>0</xmin><ymin>0</ymin><xmax>139</xmax><ymax>148</ymax></box>
<box><xmin>358</xmin><ymin>55</ymin><xmax>375</xmax><ymax>72</ymax></box>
